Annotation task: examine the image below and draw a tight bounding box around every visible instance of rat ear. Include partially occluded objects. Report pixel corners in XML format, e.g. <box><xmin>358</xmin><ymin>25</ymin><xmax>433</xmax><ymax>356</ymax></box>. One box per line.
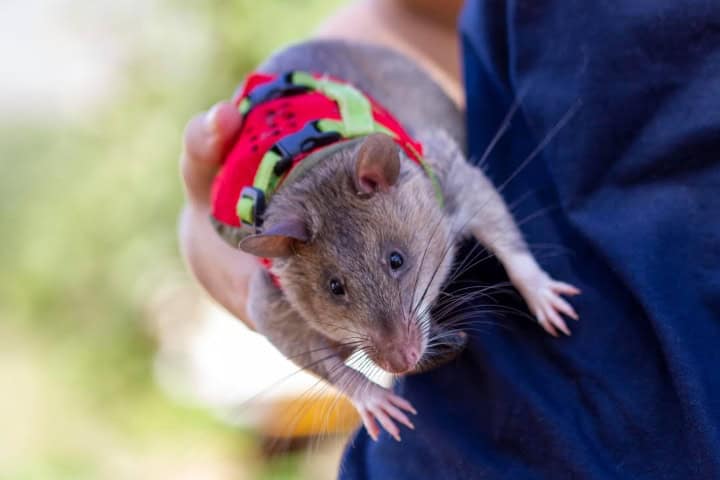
<box><xmin>354</xmin><ymin>133</ymin><xmax>400</xmax><ymax>195</ymax></box>
<box><xmin>239</xmin><ymin>217</ymin><xmax>309</xmax><ymax>258</ymax></box>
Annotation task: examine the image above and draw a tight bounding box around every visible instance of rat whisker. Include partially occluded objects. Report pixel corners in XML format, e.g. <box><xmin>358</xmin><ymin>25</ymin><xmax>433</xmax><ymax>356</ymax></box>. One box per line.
<box><xmin>496</xmin><ymin>98</ymin><xmax>582</xmax><ymax>195</ymax></box>
<box><xmin>283</xmin><ymin>368</ymin><xmax>352</xmax><ymax>442</ymax></box>
<box><xmin>440</xmin><ymin>281</ymin><xmax>514</xmax><ymax>300</ymax></box>
<box><xmin>438</xmin><ymin>240</ymin><xmax>490</xmax><ymax>288</ymax></box>
<box><xmin>311</xmin><ymin>319</ymin><xmax>369</xmax><ymax>341</ymax></box>
<box><xmin>408</xmin><ymin>203</ymin><xmax>453</xmax><ymax>316</ymax></box>
<box><xmin>434</xmin><ymin>317</ymin><xmax>509</xmax><ymax>331</ymax></box>
<box><xmin>476</xmin><ymin>84</ymin><xmax>530</xmax><ymax>170</ymax></box>
<box><xmin>282</xmin><ymin>341</ymin><xmax>366</xmax><ymax>364</ymax></box>
<box><xmin>514</xmin><ymin>204</ymin><xmax>560</xmax><ymax>229</ymax></box>
<box><xmin>507</xmin><ymin>188</ymin><xmax>538</xmax><ymax>215</ymax></box>
<box><xmin>395</xmin><ymin>277</ymin><xmax>413</xmax><ymax>337</ymax></box>
<box><xmin>234</xmin><ymin>350</ymin><xmax>354</xmax><ymax>412</ymax></box>
<box><xmin>409</xmin><ymin>186</ymin><xmax>520</xmax><ymax>321</ymax></box>
<box><xmin>414</xmin><ymin>281</ymin><xmax>508</xmax><ymax>322</ymax></box>
<box><xmin>438</xmin><ymin>311</ymin><xmax>527</xmax><ymax>330</ymax></box>
<box><xmin>435</xmin><ymin>302</ymin><xmax>531</xmax><ymax>322</ymax></box>
<box><xmin>409</xmin><ymin>232</ymin><xmax>458</xmax><ymax>320</ymax></box>
<box><xmin>240</xmin><ymin>359</ymin><xmax>359</xmax><ymax>450</ymax></box>
<box><xmin>434</xmin><ymin>282</ymin><xmax>516</xmax><ymax>310</ymax></box>
<box><xmin>433</xmin><ymin>315</ymin><xmax>508</xmax><ymax>332</ymax></box>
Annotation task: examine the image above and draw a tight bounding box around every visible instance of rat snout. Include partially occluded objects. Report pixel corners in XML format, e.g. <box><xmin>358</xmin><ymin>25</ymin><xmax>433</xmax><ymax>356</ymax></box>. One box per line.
<box><xmin>372</xmin><ymin>324</ymin><xmax>425</xmax><ymax>374</ymax></box>
<box><xmin>380</xmin><ymin>345</ymin><xmax>422</xmax><ymax>374</ymax></box>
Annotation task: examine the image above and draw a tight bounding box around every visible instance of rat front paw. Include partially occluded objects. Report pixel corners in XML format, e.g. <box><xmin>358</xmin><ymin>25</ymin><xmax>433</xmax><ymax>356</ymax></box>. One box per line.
<box><xmin>525</xmin><ymin>276</ymin><xmax>581</xmax><ymax>336</ymax></box>
<box><xmin>508</xmin><ymin>258</ymin><xmax>581</xmax><ymax>336</ymax></box>
<box><xmin>350</xmin><ymin>384</ymin><xmax>417</xmax><ymax>442</ymax></box>
<box><xmin>521</xmin><ymin>272</ymin><xmax>580</xmax><ymax>337</ymax></box>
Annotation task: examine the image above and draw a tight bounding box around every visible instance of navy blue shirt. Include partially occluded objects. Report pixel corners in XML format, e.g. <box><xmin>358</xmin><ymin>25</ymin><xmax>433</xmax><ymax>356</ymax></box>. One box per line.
<box><xmin>340</xmin><ymin>1</ymin><xmax>720</xmax><ymax>478</ymax></box>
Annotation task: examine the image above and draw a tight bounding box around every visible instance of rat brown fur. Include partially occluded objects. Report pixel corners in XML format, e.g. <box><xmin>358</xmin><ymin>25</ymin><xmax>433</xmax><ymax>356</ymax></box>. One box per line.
<box><xmin>233</xmin><ymin>40</ymin><xmax>581</xmax><ymax>441</ymax></box>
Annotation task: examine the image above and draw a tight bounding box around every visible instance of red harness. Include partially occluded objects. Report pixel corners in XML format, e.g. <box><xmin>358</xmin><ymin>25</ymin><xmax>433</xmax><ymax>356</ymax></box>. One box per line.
<box><xmin>211</xmin><ymin>71</ymin><xmax>427</xmax><ymax>229</ymax></box>
<box><xmin>210</xmin><ymin>71</ymin><xmax>432</xmax><ymax>284</ymax></box>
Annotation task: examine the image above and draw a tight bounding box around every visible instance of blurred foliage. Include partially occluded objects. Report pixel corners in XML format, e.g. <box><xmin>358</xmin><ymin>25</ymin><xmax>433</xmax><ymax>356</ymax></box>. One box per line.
<box><xmin>0</xmin><ymin>0</ymin><xmax>342</xmax><ymax>478</ymax></box>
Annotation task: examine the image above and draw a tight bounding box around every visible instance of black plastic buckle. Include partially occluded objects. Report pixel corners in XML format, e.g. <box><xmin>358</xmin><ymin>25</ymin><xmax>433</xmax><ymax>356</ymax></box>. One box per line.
<box><xmin>272</xmin><ymin>121</ymin><xmax>342</xmax><ymax>175</ymax></box>
<box><xmin>240</xmin><ymin>186</ymin><xmax>266</xmax><ymax>227</ymax></box>
<box><xmin>246</xmin><ymin>71</ymin><xmax>310</xmax><ymax>109</ymax></box>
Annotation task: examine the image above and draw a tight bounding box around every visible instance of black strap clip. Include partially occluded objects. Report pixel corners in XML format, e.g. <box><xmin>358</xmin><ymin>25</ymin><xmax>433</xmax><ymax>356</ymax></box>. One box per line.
<box><xmin>272</xmin><ymin>121</ymin><xmax>342</xmax><ymax>176</ymax></box>
<box><xmin>246</xmin><ymin>71</ymin><xmax>310</xmax><ymax>110</ymax></box>
<box><xmin>240</xmin><ymin>186</ymin><xmax>266</xmax><ymax>228</ymax></box>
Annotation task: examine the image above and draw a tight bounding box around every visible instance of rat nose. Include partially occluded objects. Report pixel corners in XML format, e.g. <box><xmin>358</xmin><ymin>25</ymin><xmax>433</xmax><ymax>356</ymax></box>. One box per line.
<box><xmin>370</xmin><ymin>321</ymin><xmax>424</xmax><ymax>373</ymax></box>
<box><xmin>380</xmin><ymin>344</ymin><xmax>422</xmax><ymax>374</ymax></box>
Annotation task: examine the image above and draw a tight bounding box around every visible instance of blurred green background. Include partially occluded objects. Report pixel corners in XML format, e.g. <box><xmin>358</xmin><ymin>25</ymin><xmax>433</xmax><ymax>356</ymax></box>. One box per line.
<box><xmin>0</xmin><ymin>0</ymin><xmax>346</xmax><ymax>478</ymax></box>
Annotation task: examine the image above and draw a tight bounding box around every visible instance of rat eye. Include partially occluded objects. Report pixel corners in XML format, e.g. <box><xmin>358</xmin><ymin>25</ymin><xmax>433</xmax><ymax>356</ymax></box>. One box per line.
<box><xmin>389</xmin><ymin>251</ymin><xmax>404</xmax><ymax>270</ymax></box>
<box><xmin>329</xmin><ymin>278</ymin><xmax>345</xmax><ymax>296</ymax></box>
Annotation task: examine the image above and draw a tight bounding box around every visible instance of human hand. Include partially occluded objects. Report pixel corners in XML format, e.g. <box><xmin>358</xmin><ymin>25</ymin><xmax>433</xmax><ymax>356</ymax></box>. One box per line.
<box><xmin>179</xmin><ymin>101</ymin><xmax>258</xmax><ymax>329</ymax></box>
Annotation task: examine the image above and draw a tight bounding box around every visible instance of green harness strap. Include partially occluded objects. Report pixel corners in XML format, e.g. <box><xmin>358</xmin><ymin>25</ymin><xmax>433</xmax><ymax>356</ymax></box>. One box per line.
<box><xmin>237</xmin><ymin>72</ymin><xmax>444</xmax><ymax>226</ymax></box>
<box><xmin>291</xmin><ymin>72</ymin><xmax>376</xmax><ymax>137</ymax></box>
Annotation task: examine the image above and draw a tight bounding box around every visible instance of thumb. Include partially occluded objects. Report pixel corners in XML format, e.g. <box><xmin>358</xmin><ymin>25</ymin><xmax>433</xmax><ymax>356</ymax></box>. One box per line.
<box><xmin>181</xmin><ymin>101</ymin><xmax>242</xmax><ymax>207</ymax></box>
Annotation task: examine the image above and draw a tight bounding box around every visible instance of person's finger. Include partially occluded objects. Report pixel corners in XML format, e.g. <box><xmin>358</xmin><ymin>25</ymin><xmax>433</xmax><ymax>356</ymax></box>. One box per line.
<box><xmin>181</xmin><ymin>101</ymin><xmax>242</xmax><ymax>206</ymax></box>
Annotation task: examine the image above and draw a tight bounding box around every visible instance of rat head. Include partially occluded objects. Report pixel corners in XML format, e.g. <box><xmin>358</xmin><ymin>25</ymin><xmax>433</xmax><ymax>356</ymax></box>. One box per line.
<box><xmin>240</xmin><ymin>134</ymin><xmax>454</xmax><ymax>374</ymax></box>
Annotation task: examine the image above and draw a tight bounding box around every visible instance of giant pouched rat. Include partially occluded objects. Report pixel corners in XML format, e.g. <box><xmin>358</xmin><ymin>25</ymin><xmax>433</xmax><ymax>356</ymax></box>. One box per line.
<box><xmin>222</xmin><ymin>40</ymin><xmax>581</xmax><ymax>441</ymax></box>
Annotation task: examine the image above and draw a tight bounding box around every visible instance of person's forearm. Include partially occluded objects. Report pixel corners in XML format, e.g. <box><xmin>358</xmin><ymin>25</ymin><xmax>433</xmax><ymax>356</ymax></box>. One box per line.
<box><xmin>179</xmin><ymin>102</ymin><xmax>257</xmax><ymax>328</ymax></box>
<box><xmin>179</xmin><ymin>204</ymin><xmax>258</xmax><ymax>328</ymax></box>
<box><xmin>314</xmin><ymin>0</ymin><xmax>464</xmax><ymax>107</ymax></box>
<box><xmin>179</xmin><ymin>204</ymin><xmax>258</xmax><ymax>327</ymax></box>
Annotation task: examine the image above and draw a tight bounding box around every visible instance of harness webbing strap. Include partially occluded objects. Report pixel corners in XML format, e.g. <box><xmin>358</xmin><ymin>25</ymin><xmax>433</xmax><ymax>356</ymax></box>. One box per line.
<box><xmin>233</xmin><ymin>70</ymin><xmax>444</xmax><ymax>227</ymax></box>
<box><xmin>238</xmin><ymin>149</ymin><xmax>282</xmax><ymax>224</ymax></box>
<box><xmin>291</xmin><ymin>72</ymin><xmax>376</xmax><ymax>137</ymax></box>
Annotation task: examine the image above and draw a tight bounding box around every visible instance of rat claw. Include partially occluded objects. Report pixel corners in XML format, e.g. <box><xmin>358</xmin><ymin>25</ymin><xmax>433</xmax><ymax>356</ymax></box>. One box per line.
<box><xmin>537</xmin><ymin>312</ymin><xmax>559</xmax><ymax>337</ymax></box>
<box><xmin>359</xmin><ymin>409</ymin><xmax>380</xmax><ymax>441</ymax></box>
<box><xmin>511</xmin><ymin>265</ymin><xmax>580</xmax><ymax>336</ymax></box>
<box><xmin>351</xmin><ymin>387</ymin><xmax>415</xmax><ymax>441</ymax></box>
<box><xmin>384</xmin><ymin>404</ymin><xmax>415</xmax><ymax>430</ymax></box>
<box><xmin>372</xmin><ymin>408</ymin><xmax>401</xmax><ymax>441</ymax></box>
<box><xmin>387</xmin><ymin>394</ymin><xmax>417</xmax><ymax>415</ymax></box>
<box><xmin>551</xmin><ymin>281</ymin><xmax>581</xmax><ymax>296</ymax></box>
<box><xmin>550</xmin><ymin>295</ymin><xmax>579</xmax><ymax>321</ymax></box>
<box><xmin>545</xmin><ymin>306</ymin><xmax>571</xmax><ymax>336</ymax></box>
